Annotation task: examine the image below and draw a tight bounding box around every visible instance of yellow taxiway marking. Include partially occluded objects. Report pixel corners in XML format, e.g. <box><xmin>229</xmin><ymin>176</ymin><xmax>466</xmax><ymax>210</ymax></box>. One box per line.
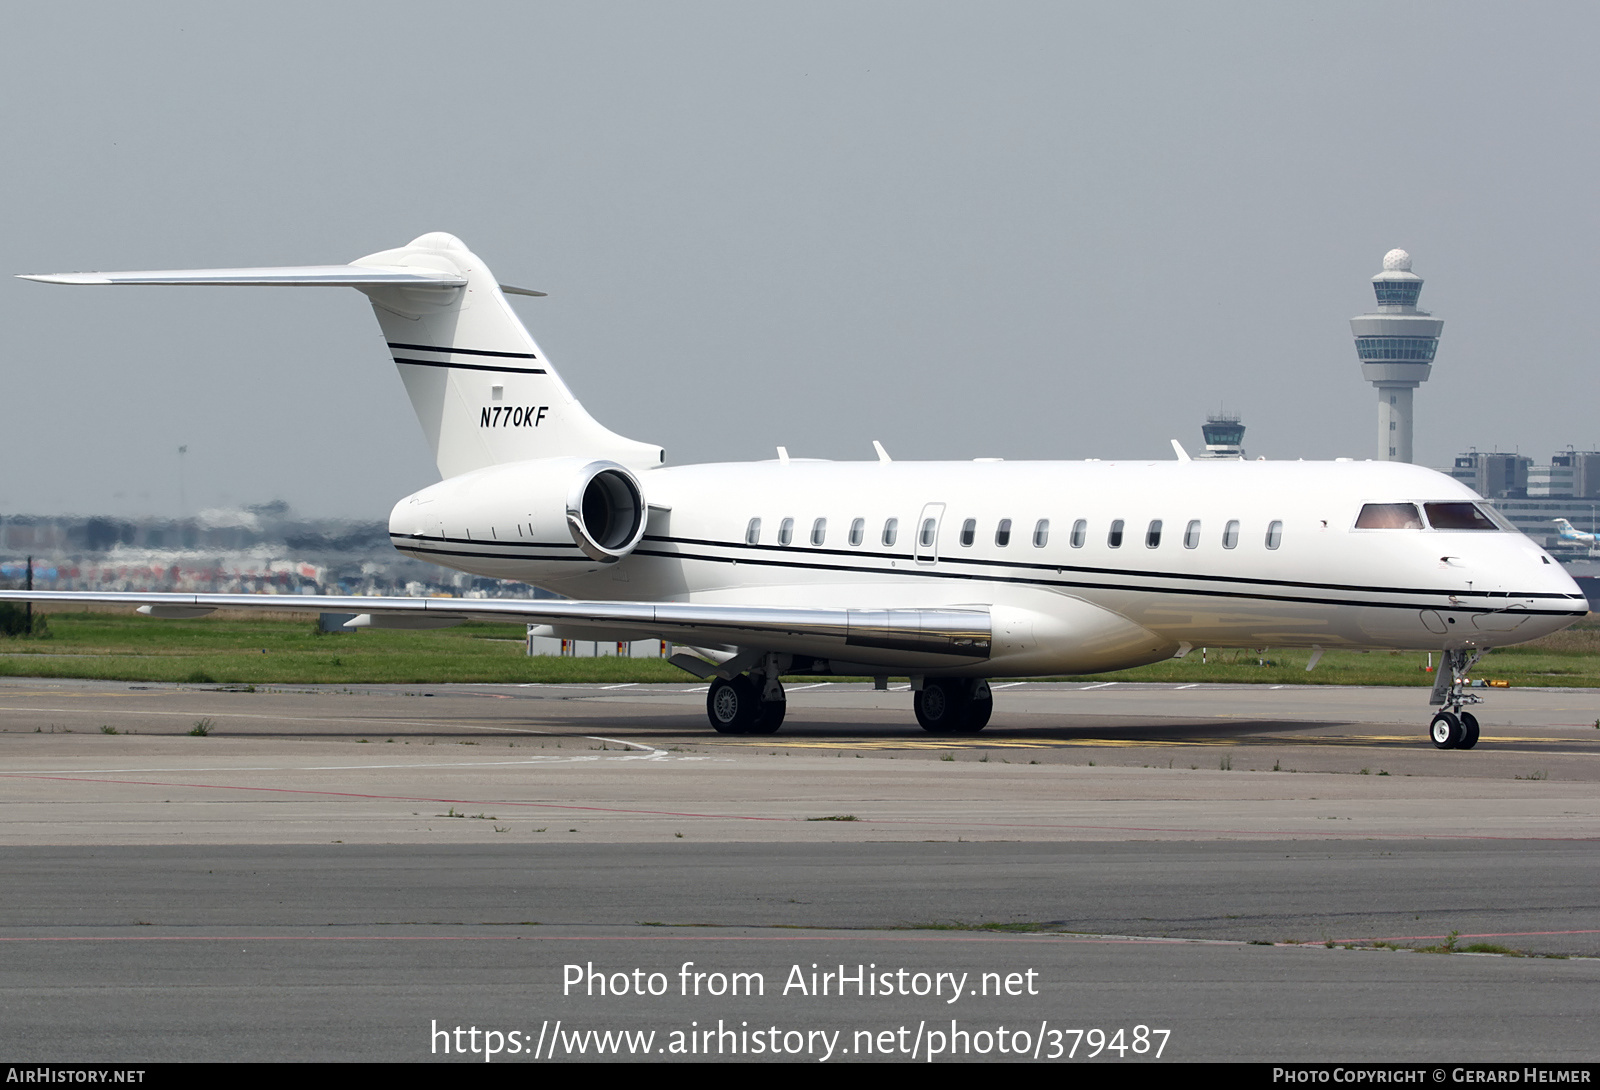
<box><xmin>703</xmin><ymin>738</ymin><xmax>1237</xmax><ymax>751</ymax></box>
<box><xmin>702</xmin><ymin>733</ymin><xmax>1588</xmax><ymax>751</ymax></box>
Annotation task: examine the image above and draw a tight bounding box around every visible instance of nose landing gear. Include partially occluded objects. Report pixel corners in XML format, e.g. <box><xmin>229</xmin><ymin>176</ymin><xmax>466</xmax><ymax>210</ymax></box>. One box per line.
<box><xmin>1427</xmin><ymin>649</ymin><xmax>1483</xmax><ymax>750</ymax></box>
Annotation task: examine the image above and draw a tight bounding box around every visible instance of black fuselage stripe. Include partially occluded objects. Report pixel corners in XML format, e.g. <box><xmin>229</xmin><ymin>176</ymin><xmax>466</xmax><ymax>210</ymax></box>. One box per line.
<box><xmin>396</xmin><ymin>544</ymin><xmax>592</xmax><ymax>564</ymax></box>
<box><xmin>641</xmin><ymin>535</ymin><xmax>1581</xmax><ymax>603</ymax></box>
<box><xmin>388</xmin><ymin>533</ymin><xmax>1578</xmax><ymax>615</ymax></box>
<box><xmin>391</xmin><ymin>534</ymin><xmax>574</xmax><ymax>549</ymax></box>
<box><xmin>386</xmin><ymin>342</ymin><xmax>539</xmax><ymax>360</ymax></box>
<box><xmin>629</xmin><ymin>547</ymin><xmax>1582</xmax><ymax>616</ymax></box>
<box><xmin>392</xmin><ymin>357</ymin><xmax>547</xmax><ymax>376</ymax></box>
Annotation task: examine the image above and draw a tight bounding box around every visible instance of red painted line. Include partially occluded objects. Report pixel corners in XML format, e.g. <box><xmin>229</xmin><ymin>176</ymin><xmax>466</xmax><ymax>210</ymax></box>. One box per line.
<box><xmin>1334</xmin><ymin>929</ymin><xmax>1600</xmax><ymax>943</ymax></box>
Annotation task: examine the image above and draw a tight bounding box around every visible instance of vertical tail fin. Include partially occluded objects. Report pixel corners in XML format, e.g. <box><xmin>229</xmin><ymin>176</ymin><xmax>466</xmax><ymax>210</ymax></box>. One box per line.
<box><xmin>352</xmin><ymin>233</ymin><xmax>661</xmax><ymax>478</ymax></box>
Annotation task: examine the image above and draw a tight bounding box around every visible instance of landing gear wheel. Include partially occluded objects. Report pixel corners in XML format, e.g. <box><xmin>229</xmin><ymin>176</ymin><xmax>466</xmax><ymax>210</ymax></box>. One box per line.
<box><xmin>915</xmin><ymin>679</ymin><xmax>990</xmax><ymax>734</ymax></box>
<box><xmin>1457</xmin><ymin>711</ymin><xmax>1480</xmax><ymax>750</ymax></box>
<box><xmin>914</xmin><ymin>680</ymin><xmax>962</xmax><ymax>734</ymax></box>
<box><xmin>1429</xmin><ymin>711</ymin><xmax>1463</xmax><ymax>750</ymax></box>
<box><xmin>748</xmin><ymin>699</ymin><xmax>786</xmax><ymax>734</ymax></box>
<box><xmin>707</xmin><ymin>675</ymin><xmax>759</xmax><ymax>734</ymax></box>
<box><xmin>951</xmin><ymin>681</ymin><xmax>993</xmax><ymax>734</ymax></box>
<box><xmin>958</xmin><ymin>695</ymin><xmax>993</xmax><ymax>733</ymax></box>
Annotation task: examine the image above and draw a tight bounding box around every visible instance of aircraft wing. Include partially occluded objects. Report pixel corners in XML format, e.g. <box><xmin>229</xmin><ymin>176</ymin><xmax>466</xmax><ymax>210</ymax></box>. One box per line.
<box><xmin>0</xmin><ymin>591</ymin><xmax>990</xmax><ymax>666</ymax></box>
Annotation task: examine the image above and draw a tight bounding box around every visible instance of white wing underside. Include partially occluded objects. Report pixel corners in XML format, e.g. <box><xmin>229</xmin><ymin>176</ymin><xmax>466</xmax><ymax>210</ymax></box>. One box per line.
<box><xmin>0</xmin><ymin>591</ymin><xmax>991</xmax><ymax>667</ymax></box>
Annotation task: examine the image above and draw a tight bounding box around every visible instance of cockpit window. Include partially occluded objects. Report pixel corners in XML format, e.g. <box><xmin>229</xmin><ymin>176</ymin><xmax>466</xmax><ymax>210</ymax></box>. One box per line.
<box><xmin>1424</xmin><ymin>503</ymin><xmax>1499</xmax><ymax>531</ymax></box>
<box><xmin>1355</xmin><ymin>503</ymin><xmax>1423</xmax><ymax>529</ymax></box>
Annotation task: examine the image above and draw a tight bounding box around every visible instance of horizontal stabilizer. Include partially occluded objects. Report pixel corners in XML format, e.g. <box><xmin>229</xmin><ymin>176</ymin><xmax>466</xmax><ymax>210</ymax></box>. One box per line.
<box><xmin>18</xmin><ymin>231</ymin><xmax>648</xmax><ymax>477</ymax></box>
<box><xmin>17</xmin><ymin>265</ymin><xmax>468</xmax><ymax>288</ymax></box>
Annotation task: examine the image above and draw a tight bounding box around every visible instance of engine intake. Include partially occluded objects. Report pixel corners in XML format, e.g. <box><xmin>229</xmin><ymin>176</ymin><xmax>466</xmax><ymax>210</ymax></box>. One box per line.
<box><xmin>567</xmin><ymin>462</ymin><xmax>646</xmax><ymax>562</ymax></box>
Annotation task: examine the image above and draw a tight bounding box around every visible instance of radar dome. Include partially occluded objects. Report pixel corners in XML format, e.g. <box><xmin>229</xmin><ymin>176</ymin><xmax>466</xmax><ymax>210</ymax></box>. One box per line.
<box><xmin>1382</xmin><ymin>248</ymin><xmax>1413</xmax><ymax>272</ymax></box>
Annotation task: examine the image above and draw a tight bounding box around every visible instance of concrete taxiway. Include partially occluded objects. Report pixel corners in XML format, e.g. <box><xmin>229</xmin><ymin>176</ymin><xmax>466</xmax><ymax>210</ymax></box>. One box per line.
<box><xmin>1</xmin><ymin>677</ymin><xmax>1597</xmax><ymax>1062</ymax></box>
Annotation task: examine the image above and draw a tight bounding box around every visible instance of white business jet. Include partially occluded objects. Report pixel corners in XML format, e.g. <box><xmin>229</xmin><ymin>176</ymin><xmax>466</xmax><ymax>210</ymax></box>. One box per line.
<box><xmin>6</xmin><ymin>234</ymin><xmax>1587</xmax><ymax>750</ymax></box>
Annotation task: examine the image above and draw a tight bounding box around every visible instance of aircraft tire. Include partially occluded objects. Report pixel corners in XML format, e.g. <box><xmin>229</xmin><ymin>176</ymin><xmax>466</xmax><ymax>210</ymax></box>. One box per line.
<box><xmin>747</xmin><ymin>699</ymin><xmax>786</xmax><ymax>734</ymax></box>
<box><xmin>1429</xmin><ymin>712</ymin><xmax>1462</xmax><ymax>750</ymax></box>
<box><xmin>952</xmin><ymin>694</ymin><xmax>992</xmax><ymax>734</ymax></box>
<box><xmin>707</xmin><ymin>675</ymin><xmax>759</xmax><ymax>734</ymax></box>
<box><xmin>1457</xmin><ymin>712</ymin><xmax>1480</xmax><ymax>750</ymax></box>
<box><xmin>914</xmin><ymin>679</ymin><xmax>968</xmax><ymax>734</ymax></box>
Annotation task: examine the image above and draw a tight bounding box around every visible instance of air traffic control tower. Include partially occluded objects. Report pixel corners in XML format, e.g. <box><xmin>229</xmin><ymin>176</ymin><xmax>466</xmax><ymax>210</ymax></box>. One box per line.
<box><xmin>1351</xmin><ymin>249</ymin><xmax>1442</xmax><ymax>462</ymax></box>
<box><xmin>1198</xmin><ymin>411</ymin><xmax>1246</xmax><ymax>459</ymax></box>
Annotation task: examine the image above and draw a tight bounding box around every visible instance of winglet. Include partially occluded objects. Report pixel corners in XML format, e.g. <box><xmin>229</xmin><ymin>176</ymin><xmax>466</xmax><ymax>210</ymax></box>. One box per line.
<box><xmin>872</xmin><ymin>440</ymin><xmax>892</xmax><ymax>463</ymax></box>
<box><xmin>1170</xmin><ymin>439</ymin><xmax>1191</xmax><ymax>462</ymax></box>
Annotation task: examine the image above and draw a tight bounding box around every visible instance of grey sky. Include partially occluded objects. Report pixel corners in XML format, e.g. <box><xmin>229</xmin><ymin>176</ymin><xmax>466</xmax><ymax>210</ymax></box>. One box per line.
<box><xmin>3</xmin><ymin>2</ymin><xmax>1596</xmax><ymax>519</ymax></box>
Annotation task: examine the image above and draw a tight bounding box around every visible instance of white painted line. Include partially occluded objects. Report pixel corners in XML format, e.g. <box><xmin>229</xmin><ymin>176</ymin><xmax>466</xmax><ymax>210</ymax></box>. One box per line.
<box><xmin>584</xmin><ymin>735</ymin><xmax>668</xmax><ymax>759</ymax></box>
<box><xmin>599</xmin><ymin>683</ymin><xmax>637</xmax><ymax>690</ymax></box>
<box><xmin>1080</xmin><ymin>682</ymin><xmax>1115</xmax><ymax>690</ymax></box>
<box><xmin>1175</xmin><ymin>684</ymin><xmax>1198</xmax><ymax>690</ymax></box>
<box><xmin>785</xmin><ymin>683</ymin><xmax>829</xmax><ymax>692</ymax></box>
<box><xmin>990</xmin><ymin>682</ymin><xmax>1024</xmax><ymax>689</ymax></box>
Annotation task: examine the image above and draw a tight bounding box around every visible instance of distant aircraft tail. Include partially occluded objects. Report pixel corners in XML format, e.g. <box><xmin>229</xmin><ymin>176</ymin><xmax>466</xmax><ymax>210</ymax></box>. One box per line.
<box><xmin>20</xmin><ymin>232</ymin><xmax>663</xmax><ymax>479</ymax></box>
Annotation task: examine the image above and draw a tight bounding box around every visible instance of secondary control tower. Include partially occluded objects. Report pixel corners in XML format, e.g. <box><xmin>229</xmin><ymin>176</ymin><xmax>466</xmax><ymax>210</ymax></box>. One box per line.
<box><xmin>1351</xmin><ymin>249</ymin><xmax>1442</xmax><ymax>463</ymax></box>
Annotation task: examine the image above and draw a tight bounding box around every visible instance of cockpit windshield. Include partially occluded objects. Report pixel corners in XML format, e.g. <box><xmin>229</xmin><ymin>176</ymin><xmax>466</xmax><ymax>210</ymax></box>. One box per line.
<box><xmin>1355</xmin><ymin>503</ymin><xmax>1423</xmax><ymax>529</ymax></box>
<box><xmin>1355</xmin><ymin>501</ymin><xmax>1505</xmax><ymax>531</ymax></box>
<box><xmin>1423</xmin><ymin>503</ymin><xmax>1499</xmax><ymax>531</ymax></box>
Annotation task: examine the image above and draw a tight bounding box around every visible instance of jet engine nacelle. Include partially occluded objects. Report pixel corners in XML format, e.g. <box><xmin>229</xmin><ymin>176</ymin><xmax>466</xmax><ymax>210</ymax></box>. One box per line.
<box><xmin>389</xmin><ymin>457</ymin><xmax>648</xmax><ymax>578</ymax></box>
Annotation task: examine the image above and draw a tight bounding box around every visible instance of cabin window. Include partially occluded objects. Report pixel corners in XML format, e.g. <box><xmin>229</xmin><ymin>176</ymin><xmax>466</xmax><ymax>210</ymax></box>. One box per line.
<box><xmin>920</xmin><ymin>518</ymin><xmax>937</xmax><ymax>547</ymax></box>
<box><xmin>1033</xmin><ymin>519</ymin><xmax>1050</xmax><ymax>547</ymax></box>
<box><xmin>849</xmin><ymin>518</ymin><xmax>864</xmax><ymax>546</ymax></box>
<box><xmin>1184</xmin><ymin>520</ymin><xmax>1201</xmax><ymax>549</ymax></box>
<box><xmin>995</xmin><ymin>519</ymin><xmax>1012</xmax><ymax>547</ymax></box>
<box><xmin>1071</xmin><ymin>519</ymin><xmax>1086</xmax><ymax>548</ymax></box>
<box><xmin>1266</xmin><ymin>521</ymin><xmax>1283</xmax><ymax>549</ymax></box>
<box><xmin>745</xmin><ymin>518</ymin><xmax>761</xmax><ymax>545</ymax></box>
<box><xmin>1355</xmin><ymin>503</ymin><xmax>1423</xmax><ymax>529</ymax></box>
<box><xmin>1145</xmin><ymin>520</ymin><xmax>1163</xmax><ymax>548</ymax></box>
<box><xmin>1222</xmin><ymin>520</ymin><xmax>1239</xmax><ymax>549</ymax></box>
<box><xmin>811</xmin><ymin>518</ymin><xmax>827</xmax><ymax>546</ymax></box>
<box><xmin>883</xmin><ymin>518</ymin><xmax>898</xmax><ymax>547</ymax></box>
<box><xmin>779</xmin><ymin>518</ymin><xmax>794</xmax><ymax>546</ymax></box>
<box><xmin>1108</xmin><ymin>520</ymin><xmax>1124</xmax><ymax>548</ymax></box>
<box><xmin>960</xmin><ymin>519</ymin><xmax>976</xmax><ymax>547</ymax></box>
<box><xmin>1424</xmin><ymin>503</ymin><xmax>1498</xmax><ymax>531</ymax></box>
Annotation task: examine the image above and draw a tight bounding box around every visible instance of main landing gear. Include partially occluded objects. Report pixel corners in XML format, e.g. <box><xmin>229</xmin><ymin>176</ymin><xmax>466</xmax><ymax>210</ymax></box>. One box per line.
<box><xmin>700</xmin><ymin>670</ymin><xmax>996</xmax><ymax>735</ymax></box>
<box><xmin>706</xmin><ymin>673</ymin><xmax>786</xmax><ymax>735</ymax></box>
<box><xmin>1427</xmin><ymin>649</ymin><xmax>1483</xmax><ymax>750</ymax></box>
<box><xmin>913</xmin><ymin>678</ymin><xmax>993</xmax><ymax>735</ymax></box>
